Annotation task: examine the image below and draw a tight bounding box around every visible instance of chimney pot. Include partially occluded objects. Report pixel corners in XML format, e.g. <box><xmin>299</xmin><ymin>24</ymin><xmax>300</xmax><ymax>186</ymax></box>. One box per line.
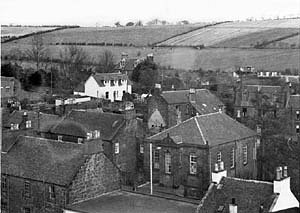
<box><xmin>276</xmin><ymin>167</ymin><xmax>281</xmax><ymax>180</ymax></box>
<box><xmin>219</xmin><ymin>161</ymin><xmax>224</xmax><ymax>171</ymax></box>
<box><xmin>283</xmin><ymin>166</ymin><xmax>288</xmax><ymax>178</ymax></box>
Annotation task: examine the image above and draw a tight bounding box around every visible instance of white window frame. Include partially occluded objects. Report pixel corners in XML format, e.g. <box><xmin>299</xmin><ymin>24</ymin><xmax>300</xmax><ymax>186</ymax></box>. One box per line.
<box><xmin>165</xmin><ymin>152</ymin><xmax>171</xmax><ymax>174</ymax></box>
<box><xmin>230</xmin><ymin>148</ymin><xmax>235</xmax><ymax>168</ymax></box>
<box><xmin>140</xmin><ymin>144</ymin><xmax>144</xmax><ymax>154</ymax></box>
<box><xmin>217</xmin><ymin>152</ymin><xmax>222</xmax><ymax>163</ymax></box>
<box><xmin>115</xmin><ymin>142</ymin><xmax>119</xmax><ymax>154</ymax></box>
<box><xmin>87</xmin><ymin>132</ymin><xmax>92</xmax><ymax>140</ymax></box>
<box><xmin>26</xmin><ymin>120</ymin><xmax>31</xmax><ymax>128</ymax></box>
<box><xmin>243</xmin><ymin>145</ymin><xmax>248</xmax><ymax>165</ymax></box>
<box><xmin>154</xmin><ymin>150</ymin><xmax>160</xmax><ymax>169</ymax></box>
<box><xmin>189</xmin><ymin>154</ymin><xmax>197</xmax><ymax>175</ymax></box>
<box><xmin>49</xmin><ymin>185</ymin><xmax>55</xmax><ymax>200</ymax></box>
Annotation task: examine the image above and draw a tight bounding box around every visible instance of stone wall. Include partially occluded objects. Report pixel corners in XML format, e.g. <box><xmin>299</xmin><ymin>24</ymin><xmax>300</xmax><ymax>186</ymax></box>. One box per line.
<box><xmin>68</xmin><ymin>152</ymin><xmax>120</xmax><ymax>204</ymax></box>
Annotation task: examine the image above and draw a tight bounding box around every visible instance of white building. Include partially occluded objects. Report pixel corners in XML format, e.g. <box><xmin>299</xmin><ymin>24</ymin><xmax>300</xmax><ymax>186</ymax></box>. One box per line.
<box><xmin>74</xmin><ymin>73</ymin><xmax>132</xmax><ymax>102</ymax></box>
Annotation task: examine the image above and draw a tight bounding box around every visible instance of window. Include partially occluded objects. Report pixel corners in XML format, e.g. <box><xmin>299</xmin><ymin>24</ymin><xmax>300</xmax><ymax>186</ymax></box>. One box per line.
<box><xmin>140</xmin><ymin>144</ymin><xmax>144</xmax><ymax>154</ymax></box>
<box><xmin>242</xmin><ymin>107</ymin><xmax>247</xmax><ymax>117</ymax></box>
<box><xmin>2</xmin><ymin>176</ymin><xmax>7</xmax><ymax>192</ymax></box>
<box><xmin>154</xmin><ymin>150</ymin><xmax>160</xmax><ymax>169</ymax></box>
<box><xmin>23</xmin><ymin>207</ymin><xmax>31</xmax><ymax>213</ymax></box>
<box><xmin>165</xmin><ymin>152</ymin><xmax>171</xmax><ymax>174</ymax></box>
<box><xmin>58</xmin><ymin>135</ymin><xmax>63</xmax><ymax>142</ymax></box>
<box><xmin>230</xmin><ymin>148</ymin><xmax>235</xmax><ymax>168</ymax></box>
<box><xmin>110</xmin><ymin>80</ymin><xmax>115</xmax><ymax>86</ymax></box>
<box><xmin>5</xmin><ymin>86</ymin><xmax>10</xmax><ymax>93</ymax></box>
<box><xmin>243</xmin><ymin>145</ymin><xmax>248</xmax><ymax>165</ymax></box>
<box><xmin>115</xmin><ymin>142</ymin><xmax>119</xmax><ymax>154</ymax></box>
<box><xmin>49</xmin><ymin>185</ymin><xmax>55</xmax><ymax>200</ymax></box>
<box><xmin>10</xmin><ymin>123</ymin><xmax>19</xmax><ymax>130</ymax></box>
<box><xmin>296</xmin><ymin>111</ymin><xmax>300</xmax><ymax>120</ymax></box>
<box><xmin>189</xmin><ymin>154</ymin><xmax>197</xmax><ymax>174</ymax></box>
<box><xmin>118</xmin><ymin>79</ymin><xmax>122</xmax><ymax>86</ymax></box>
<box><xmin>24</xmin><ymin>181</ymin><xmax>31</xmax><ymax>199</ymax></box>
<box><xmin>296</xmin><ymin>125</ymin><xmax>300</xmax><ymax>134</ymax></box>
<box><xmin>26</xmin><ymin>120</ymin><xmax>31</xmax><ymax>128</ymax></box>
<box><xmin>78</xmin><ymin>138</ymin><xmax>83</xmax><ymax>144</ymax></box>
<box><xmin>237</xmin><ymin>110</ymin><xmax>241</xmax><ymax>118</ymax></box>
<box><xmin>105</xmin><ymin>92</ymin><xmax>109</xmax><ymax>99</ymax></box>
<box><xmin>94</xmin><ymin>130</ymin><xmax>100</xmax><ymax>138</ymax></box>
<box><xmin>217</xmin><ymin>152</ymin><xmax>222</xmax><ymax>163</ymax></box>
<box><xmin>87</xmin><ymin>132</ymin><xmax>92</xmax><ymax>140</ymax></box>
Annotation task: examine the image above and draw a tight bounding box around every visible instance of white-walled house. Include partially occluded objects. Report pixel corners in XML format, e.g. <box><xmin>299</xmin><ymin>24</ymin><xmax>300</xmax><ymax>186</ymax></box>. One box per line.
<box><xmin>74</xmin><ymin>73</ymin><xmax>132</xmax><ymax>102</ymax></box>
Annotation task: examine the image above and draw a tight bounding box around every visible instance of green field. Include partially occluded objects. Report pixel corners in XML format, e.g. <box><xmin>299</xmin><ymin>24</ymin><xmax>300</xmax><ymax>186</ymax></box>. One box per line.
<box><xmin>5</xmin><ymin>24</ymin><xmax>208</xmax><ymax>46</ymax></box>
<box><xmin>266</xmin><ymin>34</ymin><xmax>300</xmax><ymax>49</ymax></box>
<box><xmin>157</xmin><ymin>19</ymin><xmax>300</xmax><ymax>47</ymax></box>
<box><xmin>1</xmin><ymin>26</ymin><xmax>58</xmax><ymax>37</ymax></box>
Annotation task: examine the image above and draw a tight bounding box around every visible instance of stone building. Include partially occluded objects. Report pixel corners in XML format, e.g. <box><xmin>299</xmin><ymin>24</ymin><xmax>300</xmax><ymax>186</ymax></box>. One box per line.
<box><xmin>142</xmin><ymin>112</ymin><xmax>258</xmax><ymax>199</ymax></box>
<box><xmin>147</xmin><ymin>86</ymin><xmax>224</xmax><ymax>133</ymax></box>
<box><xmin>1</xmin><ymin>136</ymin><xmax>120</xmax><ymax>213</ymax></box>
<box><xmin>286</xmin><ymin>94</ymin><xmax>300</xmax><ymax>136</ymax></box>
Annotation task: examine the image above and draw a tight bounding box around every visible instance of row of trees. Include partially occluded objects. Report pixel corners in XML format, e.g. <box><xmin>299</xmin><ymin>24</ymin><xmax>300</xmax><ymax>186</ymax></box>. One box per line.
<box><xmin>115</xmin><ymin>19</ymin><xmax>190</xmax><ymax>27</ymax></box>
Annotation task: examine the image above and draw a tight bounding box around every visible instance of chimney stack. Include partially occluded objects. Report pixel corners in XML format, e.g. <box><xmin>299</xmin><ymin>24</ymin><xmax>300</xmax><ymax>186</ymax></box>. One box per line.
<box><xmin>229</xmin><ymin>198</ymin><xmax>237</xmax><ymax>213</ymax></box>
<box><xmin>153</xmin><ymin>84</ymin><xmax>161</xmax><ymax>96</ymax></box>
<box><xmin>189</xmin><ymin>88</ymin><xmax>196</xmax><ymax>103</ymax></box>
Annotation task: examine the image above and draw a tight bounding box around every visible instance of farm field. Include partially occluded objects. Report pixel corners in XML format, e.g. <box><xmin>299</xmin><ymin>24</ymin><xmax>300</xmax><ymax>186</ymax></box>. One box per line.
<box><xmin>1</xmin><ymin>26</ymin><xmax>58</xmax><ymax>37</ymax></box>
<box><xmin>6</xmin><ymin>23</ymin><xmax>209</xmax><ymax>46</ymax></box>
<box><xmin>213</xmin><ymin>28</ymin><xmax>299</xmax><ymax>48</ymax></box>
<box><xmin>2</xmin><ymin>42</ymin><xmax>299</xmax><ymax>71</ymax></box>
<box><xmin>157</xmin><ymin>18</ymin><xmax>300</xmax><ymax>47</ymax></box>
<box><xmin>265</xmin><ymin>34</ymin><xmax>300</xmax><ymax>49</ymax></box>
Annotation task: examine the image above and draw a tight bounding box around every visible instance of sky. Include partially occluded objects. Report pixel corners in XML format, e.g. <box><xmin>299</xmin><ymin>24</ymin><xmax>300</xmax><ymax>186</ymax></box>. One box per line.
<box><xmin>1</xmin><ymin>0</ymin><xmax>300</xmax><ymax>26</ymax></box>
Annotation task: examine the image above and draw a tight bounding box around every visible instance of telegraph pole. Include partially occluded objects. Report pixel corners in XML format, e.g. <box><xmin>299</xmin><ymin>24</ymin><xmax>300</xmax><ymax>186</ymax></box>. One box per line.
<box><xmin>150</xmin><ymin>142</ymin><xmax>153</xmax><ymax>195</ymax></box>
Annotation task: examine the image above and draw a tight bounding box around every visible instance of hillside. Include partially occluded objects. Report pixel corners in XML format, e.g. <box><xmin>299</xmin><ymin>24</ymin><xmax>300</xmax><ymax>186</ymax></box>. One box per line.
<box><xmin>157</xmin><ymin>18</ymin><xmax>300</xmax><ymax>47</ymax></box>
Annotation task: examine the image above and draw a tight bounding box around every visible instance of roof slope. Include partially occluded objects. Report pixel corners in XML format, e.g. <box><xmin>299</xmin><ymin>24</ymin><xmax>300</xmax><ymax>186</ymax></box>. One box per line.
<box><xmin>51</xmin><ymin>110</ymin><xmax>125</xmax><ymax>140</ymax></box>
<box><xmin>286</xmin><ymin>95</ymin><xmax>300</xmax><ymax>109</ymax></box>
<box><xmin>1</xmin><ymin>136</ymin><xmax>87</xmax><ymax>186</ymax></box>
<box><xmin>197</xmin><ymin>177</ymin><xmax>275</xmax><ymax>213</ymax></box>
<box><xmin>161</xmin><ymin>89</ymin><xmax>224</xmax><ymax>114</ymax></box>
<box><xmin>92</xmin><ymin>73</ymin><xmax>130</xmax><ymax>87</ymax></box>
<box><xmin>148</xmin><ymin>112</ymin><xmax>256</xmax><ymax>146</ymax></box>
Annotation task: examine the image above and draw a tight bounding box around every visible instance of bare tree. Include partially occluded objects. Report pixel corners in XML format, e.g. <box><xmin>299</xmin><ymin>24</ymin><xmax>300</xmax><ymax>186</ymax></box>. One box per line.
<box><xmin>96</xmin><ymin>50</ymin><xmax>116</xmax><ymax>73</ymax></box>
<box><xmin>59</xmin><ymin>45</ymin><xmax>90</xmax><ymax>89</ymax></box>
<box><xmin>25</xmin><ymin>34</ymin><xmax>48</xmax><ymax>71</ymax></box>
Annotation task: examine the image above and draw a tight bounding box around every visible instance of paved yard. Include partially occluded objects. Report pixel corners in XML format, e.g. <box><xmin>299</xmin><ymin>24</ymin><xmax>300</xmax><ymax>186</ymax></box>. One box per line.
<box><xmin>65</xmin><ymin>190</ymin><xmax>198</xmax><ymax>213</ymax></box>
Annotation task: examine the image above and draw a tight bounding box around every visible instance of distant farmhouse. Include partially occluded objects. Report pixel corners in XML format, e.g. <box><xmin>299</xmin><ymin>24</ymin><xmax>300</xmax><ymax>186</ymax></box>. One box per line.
<box><xmin>74</xmin><ymin>73</ymin><xmax>132</xmax><ymax>102</ymax></box>
<box><xmin>147</xmin><ymin>85</ymin><xmax>225</xmax><ymax>133</ymax></box>
<box><xmin>143</xmin><ymin>112</ymin><xmax>258</xmax><ymax>198</ymax></box>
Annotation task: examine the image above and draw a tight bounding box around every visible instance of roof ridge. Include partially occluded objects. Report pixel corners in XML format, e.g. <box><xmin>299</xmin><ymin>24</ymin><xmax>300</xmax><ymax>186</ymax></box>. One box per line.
<box><xmin>196</xmin><ymin>111</ymin><xmax>221</xmax><ymax>118</ymax></box>
<box><xmin>162</xmin><ymin>88</ymin><xmax>207</xmax><ymax>93</ymax></box>
<box><xmin>194</xmin><ymin>117</ymin><xmax>206</xmax><ymax>144</ymax></box>
<box><xmin>22</xmin><ymin>135</ymin><xmax>83</xmax><ymax>146</ymax></box>
<box><xmin>224</xmin><ymin>176</ymin><xmax>273</xmax><ymax>185</ymax></box>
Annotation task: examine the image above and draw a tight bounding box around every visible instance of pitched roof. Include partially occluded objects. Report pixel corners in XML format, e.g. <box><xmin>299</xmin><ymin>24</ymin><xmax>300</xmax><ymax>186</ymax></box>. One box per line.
<box><xmin>148</xmin><ymin>112</ymin><xmax>256</xmax><ymax>146</ymax></box>
<box><xmin>92</xmin><ymin>73</ymin><xmax>130</xmax><ymax>87</ymax></box>
<box><xmin>197</xmin><ymin>177</ymin><xmax>275</xmax><ymax>213</ymax></box>
<box><xmin>286</xmin><ymin>95</ymin><xmax>300</xmax><ymax>109</ymax></box>
<box><xmin>161</xmin><ymin>89</ymin><xmax>224</xmax><ymax>114</ymax></box>
<box><xmin>4</xmin><ymin>110</ymin><xmax>61</xmax><ymax>132</ymax></box>
<box><xmin>245</xmin><ymin>85</ymin><xmax>282</xmax><ymax>93</ymax></box>
<box><xmin>1</xmin><ymin>136</ymin><xmax>88</xmax><ymax>186</ymax></box>
<box><xmin>50</xmin><ymin>110</ymin><xmax>126</xmax><ymax>141</ymax></box>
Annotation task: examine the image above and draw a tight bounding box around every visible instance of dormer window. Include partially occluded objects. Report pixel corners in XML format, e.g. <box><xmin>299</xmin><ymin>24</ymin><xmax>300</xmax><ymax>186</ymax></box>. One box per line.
<box><xmin>26</xmin><ymin>120</ymin><xmax>31</xmax><ymax>128</ymax></box>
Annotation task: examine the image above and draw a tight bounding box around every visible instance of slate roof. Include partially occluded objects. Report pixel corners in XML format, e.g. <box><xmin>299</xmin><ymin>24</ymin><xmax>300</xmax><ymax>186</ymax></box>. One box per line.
<box><xmin>148</xmin><ymin>112</ymin><xmax>256</xmax><ymax>146</ymax></box>
<box><xmin>244</xmin><ymin>85</ymin><xmax>282</xmax><ymax>93</ymax></box>
<box><xmin>286</xmin><ymin>95</ymin><xmax>300</xmax><ymax>109</ymax></box>
<box><xmin>161</xmin><ymin>89</ymin><xmax>224</xmax><ymax>114</ymax></box>
<box><xmin>4</xmin><ymin>110</ymin><xmax>61</xmax><ymax>132</ymax></box>
<box><xmin>1</xmin><ymin>136</ymin><xmax>88</xmax><ymax>186</ymax></box>
<box><xmin>92</xmin><ymin>73</ymin><xmax>131</xmax><ymax>87</ymax></box>
<box><xmin>50</xmin><ymin>110</ymin><xmax>126</xmax><ymax>141</ymax></box>
<box><xmin>197</xmin><ymin>177</ymin><xmax>275</xmax><ymax>213</ymax></box>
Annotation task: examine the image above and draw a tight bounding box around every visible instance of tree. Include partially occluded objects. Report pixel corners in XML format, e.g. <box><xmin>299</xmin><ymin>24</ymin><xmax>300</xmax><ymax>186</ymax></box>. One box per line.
<box><xmin>28</xmin><ymin>71</ymin><xmax>42</xmax><ymax>86</ymax></box>
<box><xmin>132</xmin><ymin>58</ymin><xmax>158</xmax><ymax>93</ymax></box>
<box><xmin>115</xmin><ymin>21</ymin><xmax>122</xmax><ymax>27</ymax></box>
<box><xmin>59</xmin><ymin>45</ymin><xmax>90</xmax><ymax>90</ymax></box>
<box><xmin>96</xmin><ymin>50</ymin><xmax>116</xmax><ymax>73</ymax></box>
<box><xmin>126</xmin><ymin>22</ymin><xmax>134</xmax><ymax>27</ymax></box>
<box><xmin>135</xmin><ymin>20</ymin><xmax>143</xmax><ymax>26</ymax></box>
<box><xmin>25</xmin><ymin>34</ymin><xmax>48</xmax><ymax>71</ymax></box>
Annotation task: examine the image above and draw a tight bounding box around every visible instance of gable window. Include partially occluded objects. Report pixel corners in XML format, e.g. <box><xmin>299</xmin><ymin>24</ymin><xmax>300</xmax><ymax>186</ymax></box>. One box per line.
<box><xmin>296</xmin><ymin>111</ymin><xmax>300</xmax><ymax>120</ymax></box>
<box><xmin>140</xmin><ymin>144</ymin><xmax>144</xmax><ymax>154</ymax></box>
<box><xmin>230</xmin><ymin>148</ymin><xmax>235</xmax><ymax>168</ymax></box>
<box><xmin>243</xmin><ymin>145</ymin><xmax>248</xmax><ymax>165</ymax></box>
<box><xmin>217</xmin><ymin>152</ymin><xmax>222</xmax><ymax>163</ymax></box>
<box><xmin>189</xmin><ymin>154</ymin><xmax>197</xmax><ymax>174</ymax></box>
<box><xmin>296</xmin><ymin>125</ymin><xmax>300</xmax><ymax>134</ymax></box>
<box><xmin>23</xmin><ymin>207</ymin><xmax>31</xmax><ymax>213</ymax></box>
<box><xmin>115</xmin><ymin>142</ymin><xmax>119</xmax><ymax>154</ymax></box>
<box><xmin>105</xmin><ymin>92</ymin><xmax>109</xmax><ymax>99</ymax></box>
<box><xmin>154</xmin><ymin>150</ymin><xmax>160</xmax><ymax>169</ymax></box>
<box><xmin>26</xmin><ymin>120</ymin><xmax>31</xmax><ymax>128</ymax></box>
<box><xmin>49</xmin><ymin>185</ymin><xmax>55</xmax><ymax>200</ymax></box>
<box><xmin>78</xmin><ymin>138</ymin><xmax>83</xmax><ymax>144</ymax></box>
<box><xmin>24</xmin><ymin>181</ymin><xmax>31</xmax><ymax>199</ymax></box>
<box><xmin>58</xmin><ymin>135</ymin><xmax>63</xmax><ymax>142</ymax></box>
<box><xmin>165</xmin><ymin>152</ymin><xmax>171</xmax><ymax>174</ymax></box>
